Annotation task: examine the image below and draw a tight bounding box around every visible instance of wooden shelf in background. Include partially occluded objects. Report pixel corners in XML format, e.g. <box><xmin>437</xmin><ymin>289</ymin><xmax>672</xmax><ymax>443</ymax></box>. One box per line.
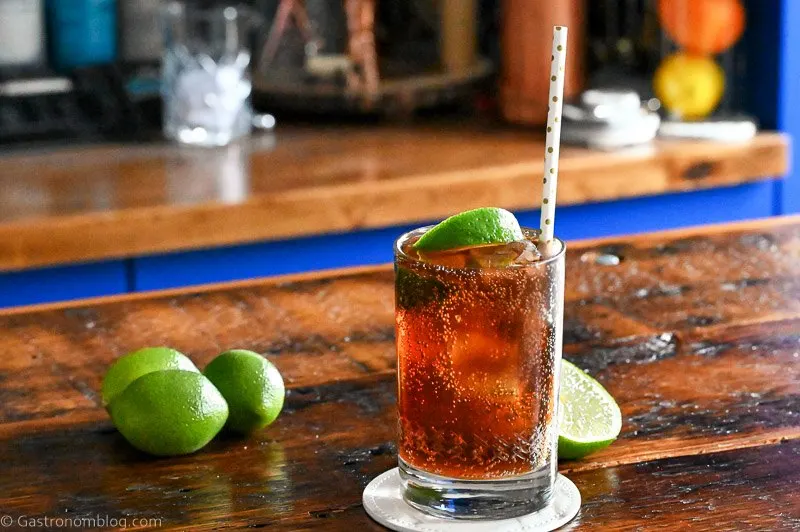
<box><xmin>0</xmin><ymin>123</ymin><xmax>789</xmax><ymax>271</ymax></box>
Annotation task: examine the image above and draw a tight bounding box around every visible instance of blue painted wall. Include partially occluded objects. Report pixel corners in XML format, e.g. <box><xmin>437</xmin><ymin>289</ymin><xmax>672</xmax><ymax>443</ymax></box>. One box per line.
<box><xmin>0</xmin><ymin>260</ymin><xmax>128</xmax><ymax>309</ymax></box>
<box><xmin>744</xmin><ymin>0</ymin><xmax>798</xmax><ymax>214</ymax></box>
<box><xmin>776</xmin><ymin>0</ymin><xmax>800</xmax><ymax>214</ymax></box>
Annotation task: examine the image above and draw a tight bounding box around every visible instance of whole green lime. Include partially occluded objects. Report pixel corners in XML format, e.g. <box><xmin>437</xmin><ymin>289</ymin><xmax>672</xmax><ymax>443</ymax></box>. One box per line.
<box><xmin>102</xmin><ymin>347</ymin><xmax>198</xmax><ymax>406</ymax></box>
<box><xmin>108</xmin><ymin>370</ymin><xmax>228</xmax><ymax>456</ymax></box>
<box><xmin>204</xmin><ymin>350</ymin><xmax>285</xmax><ymax>434</ymax></box>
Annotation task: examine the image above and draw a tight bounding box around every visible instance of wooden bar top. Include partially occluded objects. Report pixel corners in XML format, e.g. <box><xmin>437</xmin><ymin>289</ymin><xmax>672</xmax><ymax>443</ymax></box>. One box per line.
<box><xmin>0</xmin><ymin>122</ymin><xmax>789</xmax><ymax>272</ymax></box>
<box><xmin>1</xmin><ymin>216</ymin><xmax>799</xmax><ymax>529</ymax></box>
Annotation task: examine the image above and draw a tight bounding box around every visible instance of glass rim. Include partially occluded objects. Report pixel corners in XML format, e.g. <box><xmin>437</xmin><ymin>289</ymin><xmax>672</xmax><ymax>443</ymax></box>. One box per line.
<box><xmin>394</xmin><ymin>225</ymin><xmax>566</xmax><ymax>270</ymax></box>
<box><xmin>163</xmin><ymin>1</ymin><xmax>253</xmax><ymax>21</ymax></box>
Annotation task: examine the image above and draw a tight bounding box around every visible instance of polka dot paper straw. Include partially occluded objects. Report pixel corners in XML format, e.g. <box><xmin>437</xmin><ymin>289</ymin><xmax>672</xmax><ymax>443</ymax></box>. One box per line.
<box><xmin>540</xmin><ymin>26</ymin><xmax>568</xmax><ymax>245</ymax></box>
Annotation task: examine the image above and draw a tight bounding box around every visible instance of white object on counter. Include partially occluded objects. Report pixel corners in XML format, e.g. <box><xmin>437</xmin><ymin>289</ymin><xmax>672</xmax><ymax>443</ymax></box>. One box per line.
<box><xmin>659</xmin><ymin>117</ymin><xmax>758</xmax><ymax>142</ymax></box>
<box><xmin>0</xmin><ymin>77</ymin><xmax>72</xmax><ymax>96</ymax></box>
<box><xmin>363</xmin><ymin>468</ymin><xmax>581</xmax><ymax>532</ymax></box>
<box><xmin>561</xmin><ymin>89</ymin><xmax>661</xmax><ymax>151</ymax></box>
<box><xmin>561</xmin><ymin>109</ymin><xmax>661</xmax><ymax>151</ymax></box>
<box><xmin>0</xmin><ymin>0</ymin><xmax>45</xmax><ymax>67</ymax></box>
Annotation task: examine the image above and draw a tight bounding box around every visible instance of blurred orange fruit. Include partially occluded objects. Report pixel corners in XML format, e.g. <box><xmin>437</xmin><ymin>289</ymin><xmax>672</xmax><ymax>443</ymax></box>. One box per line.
<box><xmin>654</xmin><ymin>52</ymin><xmax>725</xmax><ymax>120</ymax></box>
<box><xmin>658</xmin><ymin>0</ymin><xmax>745</xmax><ymax>54</ymax></box>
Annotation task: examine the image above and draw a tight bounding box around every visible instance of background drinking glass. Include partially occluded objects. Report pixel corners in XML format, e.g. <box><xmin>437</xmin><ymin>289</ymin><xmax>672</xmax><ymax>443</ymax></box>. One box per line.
<box><xmin>161</xmin><ymin>1</ymin><xmax>254</xmax><ymax>147</ymax></box>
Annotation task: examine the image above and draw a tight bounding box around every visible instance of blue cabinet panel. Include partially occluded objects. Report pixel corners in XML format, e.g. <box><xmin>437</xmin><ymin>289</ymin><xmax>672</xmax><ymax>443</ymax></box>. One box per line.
<box><xmin>776</xmin><ymin>0</ymin><xmax>800</xmax><ymax>214</ymax></box>
<box><xmin>523</xmin><ymin>180</ymin><xmax>777</xmax><ymax>241</ymax></box>
<box><xmin>134</xmin><ymin>181</ymin><xmax>777</xmax><ymax>292</ymax></box>
<box><xmin>0</xmin><ymin>260</ymin><xmax>129</xmax><ymax>309</ymax></box>
<box><xmin>133</xmin><ymin>224</ymin><xmax>420</xmax><ymax>291</ymax></box>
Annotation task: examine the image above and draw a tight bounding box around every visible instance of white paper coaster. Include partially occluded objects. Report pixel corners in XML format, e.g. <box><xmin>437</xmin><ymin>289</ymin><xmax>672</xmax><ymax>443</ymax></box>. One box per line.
<box><xmin>363</xmin><ymin>468</ymin><xmax>581</xmax><ymax>532</ymax></box>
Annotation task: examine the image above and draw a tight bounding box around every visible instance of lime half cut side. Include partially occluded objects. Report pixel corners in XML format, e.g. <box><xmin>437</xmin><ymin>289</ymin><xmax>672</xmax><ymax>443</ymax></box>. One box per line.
<box><xmin>413</xmin><ymin>207</ymin><xmax>524</xmax><ymax>252</ymax></box>
<box><xmin>559</xmin><ymin>360</ymin><xmax>622</xmax><ymax>460</ymax></box>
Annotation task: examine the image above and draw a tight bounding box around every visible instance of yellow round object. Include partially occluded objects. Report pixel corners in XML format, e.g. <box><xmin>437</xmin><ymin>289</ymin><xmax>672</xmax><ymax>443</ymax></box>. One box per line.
<box><xmin>654</xmin><ymin>53</ymin><xmax>725</xmax><ymax>120</ymax></box>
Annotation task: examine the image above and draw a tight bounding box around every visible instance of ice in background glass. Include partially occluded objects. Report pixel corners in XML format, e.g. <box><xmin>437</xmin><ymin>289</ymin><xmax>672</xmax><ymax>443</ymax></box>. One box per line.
<box><xmin>161</xmin><ymin>1</ymin><xmax>253</xmax><ymax>147</ymax></box>
<box><xmin>394</xmin><ymin>227</ymin><xmax>566</xmax><ymax>520</ymax></box>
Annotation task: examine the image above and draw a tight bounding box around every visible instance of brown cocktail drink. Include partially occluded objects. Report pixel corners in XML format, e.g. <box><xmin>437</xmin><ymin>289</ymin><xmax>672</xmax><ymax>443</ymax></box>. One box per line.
<box><xmin>395</xmin><ymin>226</ymin><xmax>565</xmax><ymax>519</ymax></box>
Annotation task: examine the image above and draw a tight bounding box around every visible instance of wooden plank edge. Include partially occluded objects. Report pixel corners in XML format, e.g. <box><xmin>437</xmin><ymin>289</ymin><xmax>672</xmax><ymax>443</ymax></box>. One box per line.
<box><xmin>2</xmin><ymin>214</ymin><xmax>798</xmax><ymax>317</ymax></box>
<box><xmin>560</xmin><ymin>428</ymin><xmax>800</xmax><ymax>474</ymax></box>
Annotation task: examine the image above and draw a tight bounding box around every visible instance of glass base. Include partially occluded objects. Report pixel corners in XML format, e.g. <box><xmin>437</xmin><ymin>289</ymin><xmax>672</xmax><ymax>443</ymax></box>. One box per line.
<box><xmin>165</xmin><ymin>124</ymin><xmax>251</xmax><ymax>147</ymax></box>
<box><xmin>398</xmin><ymin>458</ymin><xmax>554</xmax><ymax>520</ymax></box>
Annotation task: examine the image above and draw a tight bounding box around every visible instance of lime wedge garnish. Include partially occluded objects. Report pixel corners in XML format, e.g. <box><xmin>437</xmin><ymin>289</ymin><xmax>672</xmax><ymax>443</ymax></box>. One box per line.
<box><xmin>413</xmin><ymin>207</ymin><xmax>524</xmax><ymax>252</ymax></box>
<box><xmin>559</xmin><ymin>360</ymin><xmax>622</xmax><ymax>460</ymax></box>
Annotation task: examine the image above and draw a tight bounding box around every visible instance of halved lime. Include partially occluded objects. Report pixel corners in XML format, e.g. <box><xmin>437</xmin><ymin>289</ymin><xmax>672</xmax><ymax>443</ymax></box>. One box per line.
<box><xmin>413</xmin><ymin>207</ymin><xmax>524</xmax><ymax>252</ymax></box>
<box><xmin>559</xmin><ymin>360</ymin><xmax>622</xmax><ymax>460</ymax></box>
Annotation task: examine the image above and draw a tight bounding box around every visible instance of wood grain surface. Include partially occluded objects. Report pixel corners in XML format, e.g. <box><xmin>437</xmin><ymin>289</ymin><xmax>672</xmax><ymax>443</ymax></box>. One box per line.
<box><xmin>0</xmin><ymin>123</ymin><xmax>788</xmax><ymax>271</ymax></box>
<box><xmin>1</xmin><ymin>216</ymin><xmax>799</xmax><ymax>530</ymax></box>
